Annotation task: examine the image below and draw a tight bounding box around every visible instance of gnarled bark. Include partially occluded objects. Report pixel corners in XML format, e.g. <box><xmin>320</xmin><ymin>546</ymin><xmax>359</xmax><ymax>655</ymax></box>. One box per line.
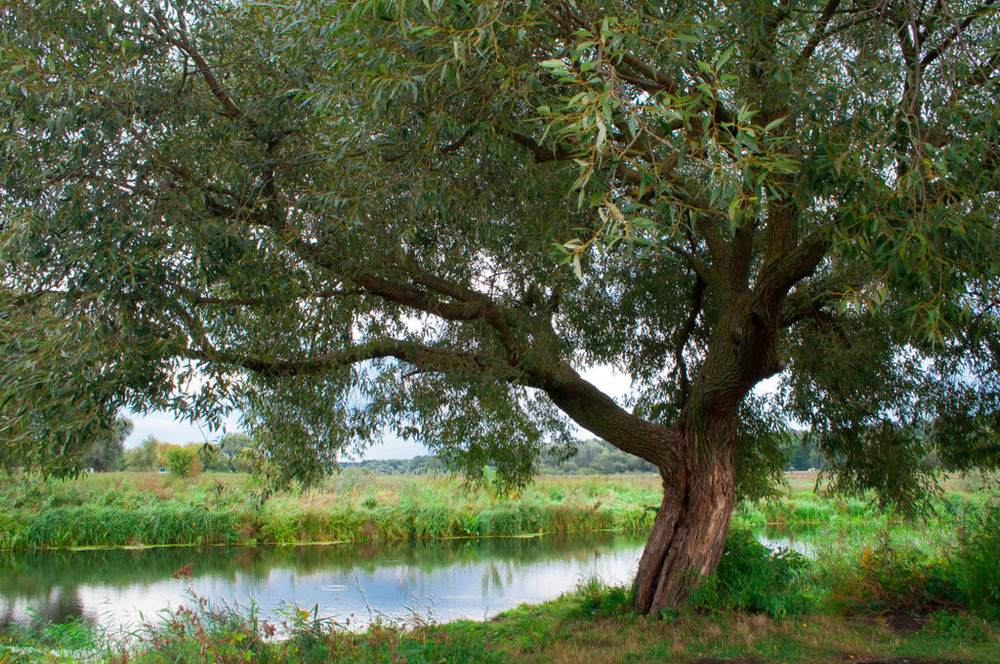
<box><xmin>633</xmin><ymin>430</ymin><xmax>736</xmax><ymax>613</ymax></box>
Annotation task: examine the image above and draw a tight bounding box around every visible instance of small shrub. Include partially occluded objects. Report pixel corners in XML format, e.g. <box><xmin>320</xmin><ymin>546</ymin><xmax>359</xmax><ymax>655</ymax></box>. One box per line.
<box><xmin>928</xmin><ymin>611</ymin><xmax>996</xmax><ymax>641</ymax></box>
<box><xmin>688</xmin><ymin>528</ymin><xmax>811</xmax><ymax>617</ymax></box>
<box><xmin>165</xmin><ymin>447</ymin><xmax>197</xmax><ymax>478</ymax></box>
<box><xmin>819</xmin><ymin>531</ymin><xmax>958</xmax><ymax>615</ymax></box>
<box><xmin>571</xmin><ymin>576</ymin><xmax>633</xmax><ymax>617</ymax></box>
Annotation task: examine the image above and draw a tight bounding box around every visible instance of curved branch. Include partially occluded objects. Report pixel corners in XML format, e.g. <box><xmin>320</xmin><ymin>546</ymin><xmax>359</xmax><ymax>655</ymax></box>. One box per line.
<box><xmin>535</xmin><ymin>365</ymin><xmax>679</xmax><ymax>469</ymax></box>
<box><xmin>672</xmin><ymin>274</ymin><xmax>707</xmax><ymax>402</ymax></box>
<box><xmin>796</xmin><ymin>0</ymin><xmax>844</xmax><ymax>65</ymax></box>
<box><xmin>151</xmin><ymin>7</ymin><xmax>244</xmax><ymax>122</ymax></box>
<box><xmin>183</xmin><ymin>339</ymin><xmax>518</xmax><ymax>379</ymax></box>
<box><xmin>493</xmin><ymin>124</ymin><xmax>579</xmax><ymax>163</ymax></box>
<box><xmin>921</xmin><ymin>0</ymin><xmax>998</xmax><ymax>69</ymax></box>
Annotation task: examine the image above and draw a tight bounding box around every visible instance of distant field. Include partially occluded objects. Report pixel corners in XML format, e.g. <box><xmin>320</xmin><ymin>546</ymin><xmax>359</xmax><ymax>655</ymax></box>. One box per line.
<box><xmin>783</xmin><ymin>469</ymin><xmax>996</xmax><ymax>493</ymax></box>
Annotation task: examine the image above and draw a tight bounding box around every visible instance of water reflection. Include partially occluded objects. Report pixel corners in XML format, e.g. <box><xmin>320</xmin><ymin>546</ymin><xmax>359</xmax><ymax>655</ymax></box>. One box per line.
<box><xmin>753</xmin><ymin>525</ymin><xmax>817</xmax><ymax>557</ymax></box>
<box><xmin>0</xmin><ymin>533</ymin><xmax>646</xmax><ymax>633</ymax></box>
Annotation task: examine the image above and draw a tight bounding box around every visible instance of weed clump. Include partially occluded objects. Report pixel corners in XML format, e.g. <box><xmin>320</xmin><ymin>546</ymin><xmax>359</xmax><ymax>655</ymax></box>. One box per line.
<box><xmin>687</xmin><ymin>529</ymin><xmax>812</xmax><ymax>618</ymax></box>
<box><xmin>94</xmin><ymin>595</ymin><xmax>504</xmax><ymax>664</ymax></box>
<box><xmin>819</xmin><ymin>534</ymin><xmax>957</xmax><ymax>614</ymax></box>
<box><xmin>571</xmin><ymin>576</ymin><xmax>634</xmax><ymax>618</ymax></box>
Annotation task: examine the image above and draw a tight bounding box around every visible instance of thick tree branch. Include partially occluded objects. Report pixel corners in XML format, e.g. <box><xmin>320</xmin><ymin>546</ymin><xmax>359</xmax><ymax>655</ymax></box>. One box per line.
<box><xmin>183</xmin><ymin>339</ymin><xmax>518</xmax><ymax>379</ymax></box>
<box><xmin>494</xmin><ymin>124</ymin><xmax>578</xmax><ymax>163</ymax></box>
<box><xmin>797</xmin><ymin>0</ymin><xmax>844</xmax><ymax>64</ymax></box>
<box><xmin>615</xmin><ymin>52</ymin><xmax>679</xmax><ymax>96</ymax></box>
<box><xmin>665</xmin><ymin>243</ymin><xmax>715</xmax><ymax>286</ymax></box>
<box><xmin>151</xmin><ymin>10</ymin><xmax>244</xmax><ymax>122</ymax></box>
<box><xmin>533</xmin><ymin>364</ymin><xmax>679</xmax><ymax>469</ymax></box>
<box><xmin>439</xmin><ymin>126</ymin><xmax>476</xmax><ymax>155</ymax></box>
<box><xmin>781</xmin><ymin>273</ymin><xmax>870</xmax><ymax>327</ymax></box>
<box><xmin>290</xmin><ymin>240</ymin><xmax>497</xmax><ymax>325</ymax></box>
<box><xmin>921</xmin><ymin>0</ymin><xmax>998</xmax><ymax>68</ymax></box>
<box><xmin>753</xmin><ymin>230</ymin><xmax>831</xmax><ymax>315</ymax></box>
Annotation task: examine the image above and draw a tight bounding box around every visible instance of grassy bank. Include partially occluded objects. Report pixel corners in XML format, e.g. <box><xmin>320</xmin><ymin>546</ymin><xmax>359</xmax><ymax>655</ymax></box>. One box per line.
<box><xmin>3</xmin><ymin>575</ymin><xmax>998</xmax><ymax>664</ymax></box>
<box><xmin>0</xmin><ymin>471</ymin><xmax>662</xmax><ymax>550</ymax></box>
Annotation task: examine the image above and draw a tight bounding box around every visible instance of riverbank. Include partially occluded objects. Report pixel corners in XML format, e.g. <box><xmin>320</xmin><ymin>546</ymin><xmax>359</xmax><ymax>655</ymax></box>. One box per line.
<box><xmin>3</xmin><ymin>576</ymin><xmax>998</xmax><ymax>664</ymax></box>
<box><xmin>0</xmin><ymin>472</ymin><xmax>663</xmax><ymax>550</ymax></box>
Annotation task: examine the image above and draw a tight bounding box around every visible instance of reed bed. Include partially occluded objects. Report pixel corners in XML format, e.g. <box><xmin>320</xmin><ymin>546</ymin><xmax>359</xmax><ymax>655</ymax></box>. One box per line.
<box><xmin>2</xmin><ymin>470</ymin><xmax>992</xmax><ymax>552</ymax></box>
<box><xmin>0</xmin><ymin>471</ymin><xmax>662</xmax><ymax>550</ymax></box>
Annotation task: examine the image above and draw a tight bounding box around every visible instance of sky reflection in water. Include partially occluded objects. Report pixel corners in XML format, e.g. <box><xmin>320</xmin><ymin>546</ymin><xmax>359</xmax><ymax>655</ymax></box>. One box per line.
<box><xmin>1</xmin><ymin>533</ymin><xmax>646</xmax><ymax>633</ymax></box>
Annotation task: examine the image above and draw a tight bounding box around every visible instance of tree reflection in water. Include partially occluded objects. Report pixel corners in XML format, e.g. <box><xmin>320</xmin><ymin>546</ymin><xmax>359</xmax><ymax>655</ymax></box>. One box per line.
<box><xmin>0</xmin><ymin>584</ymin><xmax>92</xmax><ymax>632</ymax></box>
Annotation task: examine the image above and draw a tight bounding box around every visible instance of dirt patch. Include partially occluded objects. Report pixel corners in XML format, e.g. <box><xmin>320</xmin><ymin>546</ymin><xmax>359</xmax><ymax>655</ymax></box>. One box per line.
<box><xmin>851</xmin><ymin>659</ymin><xmax>951</xmax><ymax>664</ymax></box>
<box><xmin>858</xmin><ymin>613</ymin><xmax>927</xmax><ymax>635</ymax></box>
<box><xmin>883</xmin><ymin>613</ymin><xmax>926</xmax><ymax>634</ymax></box>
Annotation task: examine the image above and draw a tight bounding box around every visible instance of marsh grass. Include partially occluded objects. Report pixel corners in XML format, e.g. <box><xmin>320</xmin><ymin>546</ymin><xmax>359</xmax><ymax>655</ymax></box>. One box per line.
<box><xmin>0</xmin><ymin>472</ymin><xmax>662</xmax><ymax>550</ymax></box>
<box><xmin>0</xmin><ymin>614</ymin><xmax>109</xmax><ymax>664</ymax></box>
<box><xmin>3</xmin><ymin>470</ymin><xmax>995</xmax><ymax>554</ymax></box>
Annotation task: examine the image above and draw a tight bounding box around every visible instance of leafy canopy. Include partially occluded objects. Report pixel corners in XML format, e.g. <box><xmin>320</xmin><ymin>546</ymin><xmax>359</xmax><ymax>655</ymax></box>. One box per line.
<box><xmin>1</xmin><ymin>0</ymin><xmax>998</xmax><ymax>499</ymax></box>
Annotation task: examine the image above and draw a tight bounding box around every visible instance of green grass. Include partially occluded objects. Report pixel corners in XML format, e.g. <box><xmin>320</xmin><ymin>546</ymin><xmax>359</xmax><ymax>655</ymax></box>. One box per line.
<box><xmin>0</xmin><ymin>471</ymin><xmax>663</xmax><ymax>550</ymax></box>
<box><xmin>3</xmin><ymin>469</ymin><xmax>995</xmax><ymax>553</ymax></box>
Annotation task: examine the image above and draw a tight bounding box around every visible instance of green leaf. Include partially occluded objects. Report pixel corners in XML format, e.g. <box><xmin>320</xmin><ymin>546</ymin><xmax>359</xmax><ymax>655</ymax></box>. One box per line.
<box><xmin>716</xmin><ymin>44</ymin><xmax>736</xmax><ymax>69</ymax></box>
<box><xmin>763</xmin><ymin>117</ymin><xmax>787</xmax><ymax>133</ymax></box>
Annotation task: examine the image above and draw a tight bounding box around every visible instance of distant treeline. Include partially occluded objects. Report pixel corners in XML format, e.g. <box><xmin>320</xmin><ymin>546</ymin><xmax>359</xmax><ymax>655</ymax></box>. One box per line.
<box><xmin>343</xmin><ymin>438</ymin><xmax>656</xmax><ymax>475</ymax></box>
<box><xmin>340</xmin><ymin>439</ymin><xmax>658</xmax><ymax>476</ymax></box>
<box><xmin>786</xmin><ymin>433</ymin><xmax>824</xmax><ymax>471</ymax></box>
<box><xmin>113</xmin><ymin>433</ymin><xmax>256</xmax><ymax>475</ymax></box>
<box><xmin>539</xmin><ymin>439</ymin><xmax>660</xmax><ymax>475</ymax></box>
<box><xmin>105</xmin><ymin>434</ymin><xmax>825</xmax><ymax>477</ymax></box>
<box><xmin>347</xmin><ymin>439</ymin><xmax>661</xmax><ymax>476</ymax></box>
<box><xmin>348</xmin><ymin>437</ymin><xmax>825</xmax><ymax>476</ymax></box>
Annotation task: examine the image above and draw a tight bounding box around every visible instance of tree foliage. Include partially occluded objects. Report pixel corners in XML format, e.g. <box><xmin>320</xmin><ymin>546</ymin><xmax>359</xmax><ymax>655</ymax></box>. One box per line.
<box><xmin>83</xmin><ymin>416</ymin><xmax>133</xmax><ymax>471</ymax></box>
<box><xmin>0</xmin><ymin>293</ymin><xmax>125</xmax><ymax>473</ymax></box>
<box><xmin>165</xmin><ymin>445</ymin><xmax>197</xmax><ymax>478</ymax></box>
<box><xmin>123</xmin><ymin>434</ymin><xmax>162</xmax><ymax>471</ymax></box>
<box><xmin>2</xmin><ymin>0</ymin><xmax>999</xmax><ymax>609</ymax></box>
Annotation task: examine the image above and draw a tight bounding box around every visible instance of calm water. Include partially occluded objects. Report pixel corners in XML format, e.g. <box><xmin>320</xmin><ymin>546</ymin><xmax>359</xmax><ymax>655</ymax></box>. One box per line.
<box><xmin>753</xmin><ymin>525</ymin><xmax>817</xmax><ymax>557</ymax></box>
<box><xmin>0</xmin><ymin>533</ymin><xmax>646</xmax><ymax>634</ymax></box>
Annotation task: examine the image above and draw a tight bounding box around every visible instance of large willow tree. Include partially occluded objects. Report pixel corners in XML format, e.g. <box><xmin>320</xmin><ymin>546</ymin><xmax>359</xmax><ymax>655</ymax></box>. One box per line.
<box><xmin>2</xmin><ymin>0</ymin><xmax>999</xmax><ymax>611</ymax></box>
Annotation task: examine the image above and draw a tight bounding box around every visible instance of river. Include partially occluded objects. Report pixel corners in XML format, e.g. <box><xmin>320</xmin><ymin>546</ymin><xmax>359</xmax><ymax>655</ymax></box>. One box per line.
<box><xmin>0</xmin><ymin>532</ymin><xmax>646</xmax><ymax>635</ymax></box>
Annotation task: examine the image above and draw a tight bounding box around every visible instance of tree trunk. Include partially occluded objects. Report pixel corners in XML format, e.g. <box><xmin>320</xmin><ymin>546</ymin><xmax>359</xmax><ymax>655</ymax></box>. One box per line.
<box><xmin>633</xmin><ymin>427</ymin><xmax>736</xmax><ymax>614</ymax></box>
<box><xmin>538</xmin><ymin>365</ymin><xmax>740</xmax><ymax>614</ymax></box>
